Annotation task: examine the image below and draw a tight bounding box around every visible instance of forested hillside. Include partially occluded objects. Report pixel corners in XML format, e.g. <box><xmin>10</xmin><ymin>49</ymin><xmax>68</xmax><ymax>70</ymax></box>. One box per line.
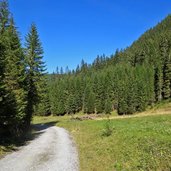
<box><xmin>0</xmin><ymin>0</ymin><xmax>47</xmax><ymax>137</ymax></box>
<box><xmin>1</xmin><ymin>0</ymin><xmax>171</xmax><ymax>137</ymax></box>
<box><xmin>47</xmin><ymin>14</ymin><xmax>171</xmax><ymax>116</ymax></box>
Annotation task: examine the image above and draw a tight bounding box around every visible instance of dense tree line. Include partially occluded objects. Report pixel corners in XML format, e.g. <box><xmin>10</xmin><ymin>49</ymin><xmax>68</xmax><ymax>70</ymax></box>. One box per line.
<box><xmin>0</xmin><ymin>0</ymin><xmax>46</xmax><ymax>137</ymax></box>
<box><xmin>48</xmin><ymin>15</ymin><xmax>171</xmax><ymax>116</ymax></box>
<box><xmin>48</xmin><ymin>64</ymin><xmax>154</xmax><ymax>115</ymax></box>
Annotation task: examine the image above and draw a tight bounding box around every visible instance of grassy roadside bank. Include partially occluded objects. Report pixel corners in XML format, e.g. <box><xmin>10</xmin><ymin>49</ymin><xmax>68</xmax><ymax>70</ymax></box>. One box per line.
<box><xmin>58</xmin><ymin>114</ymin><xmax>171</xmax><ymax>171</ymax></box>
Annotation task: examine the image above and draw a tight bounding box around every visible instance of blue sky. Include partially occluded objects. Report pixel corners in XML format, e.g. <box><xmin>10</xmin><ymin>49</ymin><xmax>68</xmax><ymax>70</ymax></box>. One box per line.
<box><xmin>9</xmin><ymin>0</ymin><xmax>171</xmax><ymax>73</ymax></box>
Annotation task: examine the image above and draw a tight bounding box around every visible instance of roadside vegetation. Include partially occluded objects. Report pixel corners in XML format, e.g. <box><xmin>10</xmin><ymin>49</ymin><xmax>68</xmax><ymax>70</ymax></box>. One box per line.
<box><xmin>30</xmin><ymin>113</ymin><xmax>171</xmax><ymax>171</ymax></box>
<box><xmin>32</xmin><ymin>102</ymin><xmax>171</xmax><ymax>171</ymax></box>
<box><xmin>1</xmin><ymin>102</ymin><xmax>171</xmax><ymax>170</ymax></box>
<box><xmin>59</xmin><ymin>114</ymin><xmax>171</xmax><ymax>171</ymax></box>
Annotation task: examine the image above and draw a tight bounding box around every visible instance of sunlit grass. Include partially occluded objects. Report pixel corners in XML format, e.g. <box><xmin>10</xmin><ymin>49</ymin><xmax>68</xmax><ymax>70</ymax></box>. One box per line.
<box><xmin>59</xmin><ymin>114</ymin><xmax>171</xmax><ymax>171</ymax></box>
<box><xmin>29</xmin><ymin>103</ymin><xmax>171</xmax><ymax>170</ymax></box>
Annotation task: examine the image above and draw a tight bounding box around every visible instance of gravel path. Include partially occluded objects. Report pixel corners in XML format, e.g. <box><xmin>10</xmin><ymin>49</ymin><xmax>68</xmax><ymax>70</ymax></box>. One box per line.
<box><xmin>0</xmin><ymin>126</ymin><xmax>79</xmax><ymax>171</ymax></box>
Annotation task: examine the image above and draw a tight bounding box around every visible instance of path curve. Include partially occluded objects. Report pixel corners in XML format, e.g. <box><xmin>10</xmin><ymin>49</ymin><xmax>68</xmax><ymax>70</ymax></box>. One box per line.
<box><xmin>0</xmin><ymin>126</ymin><xmax>79</xmax><ymax>171</ymax></box>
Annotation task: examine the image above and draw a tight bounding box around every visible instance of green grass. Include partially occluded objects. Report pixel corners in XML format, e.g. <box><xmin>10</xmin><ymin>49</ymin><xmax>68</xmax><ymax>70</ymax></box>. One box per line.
<box><xmin>1</xmin><ymin>108</ymin><xmax>171</xmax><ymax>170</ymax></box>
<box><xmin>57</xmin><ymin>114</ymin><xmax>171</xmax><ymax>171</ymax></box>
<box><xmin>32</xmin><ymin>113</ymin><xmax>171</xmax><ymax>170</ymax></box>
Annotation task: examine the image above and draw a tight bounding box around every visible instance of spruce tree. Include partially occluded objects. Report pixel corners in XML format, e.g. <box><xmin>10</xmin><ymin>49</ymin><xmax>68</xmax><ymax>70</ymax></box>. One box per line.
<box><xmin>104</xmin><ymin>97</ymin><xmax>112</xmax><ymax>114</ymax></box>
<box><xmin>160</xmin><ymin>37</ymin><xmax>171</xmax><ymax>99</ymax></box>
<box><xmin>154</xmin><ymin>66</ymin><xmax>162</xmax><ymax>102</ymax></box>
<box><xmin>126</xmin><ymin>79</ymin><xmax>136</xmax><ymax>114</ymax></box>
<box><xmin>94</xmin><ymin>76</ymin><xmax>105</xmax><ymax>114</ymax></box>
<box><xmin>65</xmin><ymin>94</ymin><xmax>76</xmax><ymax>114</ymax></box>
<box><xmin>0</xmin><ymin>1</ymin><xmax>22</xmax><ymax>135</ymax></box>
<box><xmin>74</xmin><ymin>78</ymin><xmax>83</xmax><ymax>112</ymax></box>
<box><xmin>24</xmin><ymin>23</ymin><xmax>46</xmax><ymax>127</ymax></box>
<box><xmin>0</xmin><ymin>40</ymin><xmax>14</xmax><ymax>135</ymax></box>
<box><xmin>34</xmin><ymin>76</ymin><xmax>51</xmax><ymax>116</ymax></box>
<box><xmin>83</xmin><ymin>84</ymin><xmax>95</xmax><ymax>114</ymax></box>
<box><xmin>117</xmin><ymin>97</ymin><xmax>128</xmax><ymax>115</ymax></box>
<box><xmin>0</xmin><ymin>0</ymin><xmax>9</xmax><ymax>35</ymax></box>
<box><xmin>4</xmin><ymin>17</ymin><xmax>27</xmax><ymax>134</ymax></box>
<box><xmin>50</xmin><ymin>80</ymin><xmax>65</xmax><ymax>115</ymax></box>
<box><xmin>162</xmin><ymin>55</ymin><xmax>171</xmax><ymax>99</ymax></box>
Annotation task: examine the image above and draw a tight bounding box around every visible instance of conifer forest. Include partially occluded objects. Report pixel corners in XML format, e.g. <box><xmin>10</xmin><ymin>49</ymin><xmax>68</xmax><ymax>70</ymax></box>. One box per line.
<box><xmin>48</xmin><ymin>15</ymin><xmax>171</xmax><ymax>116</ymax></box>
<box><xmin>1</xmin><ymin>0</ymin><xmax>171</xmax><ymax>137</ymax></box>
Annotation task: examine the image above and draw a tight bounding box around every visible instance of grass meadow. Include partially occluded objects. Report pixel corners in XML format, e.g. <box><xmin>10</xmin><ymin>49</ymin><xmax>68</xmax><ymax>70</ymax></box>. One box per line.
<box><xmin>1</xmin><ymin>102</ymin><xmax>171</xmax><ymax>170</ymax></box>
<box><xmin>33</xmin><ymin>112</ymin><xmax>171</xmax><ymax>171</ymax></box>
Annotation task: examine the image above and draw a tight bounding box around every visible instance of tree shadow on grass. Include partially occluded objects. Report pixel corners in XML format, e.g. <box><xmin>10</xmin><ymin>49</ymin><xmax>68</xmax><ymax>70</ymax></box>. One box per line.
<box><xmin>0</xmin><ymin>121</ymin><xmax>59</xmax><ymax>154</ymax></box>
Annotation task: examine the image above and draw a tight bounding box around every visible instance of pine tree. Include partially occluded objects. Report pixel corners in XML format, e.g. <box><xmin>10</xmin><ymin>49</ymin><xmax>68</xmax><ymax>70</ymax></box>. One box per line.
<box><xmin>104</xmin><ymin>97</ymin><xmax>112</xmax><ymax>114</ymax></box>
<box><xmin>117</xmin><ymin>97</ymin><xmax>128</xmax><ymax>115</ymax></box>
<box><xmin>162</xmin><ymin>55</ymin><xmax>171</xmax><ymax>99</ymax></box>
<box><xmin>24</xmin><ymin>23</ymin><xmax>46</xmax><ymax>128</ymax></box>
<box><xmin>65</xmin><ymin>94</ymin><xmax>77</xmax><ymax>114</ymax></box>
<box><xmin>154</xmin><ymin>66</ymin><xmax>162</xmax><ymax>102</ymax></box>
<box><xmin>50</xmin><ymin>80</ymin><xmax>65</xmax><ymax>115</ymax></box>
<box><xmin>74</xmin><ymin>78</ymin><xmax>83</xmax><ymax>112</ymax></box>
<box><xmin>0</xmin><ymin>0</ymin><xmax>9</xmax><ymax>35</ymax></box>
<box><xmin>94</xmin><ymin>75</ymin><xmax>105</xmax><ymax>114</ymax></box>
<box><xmin>83</xmin><ymin>84</ymin><xmax>95</xmax><ymax>114</ymax></box>
<box><xmin>4</xmin><ymin>17</ymin><xmax>27</xmax><ymax>134</ymax></box>
<box><xmin>160</xmin><ymin>37</ymin><xmax>171</xmax><ymax>99</ymax></box>
<box><xmin>0</xmin><ymin>39</ymin><xmax>15</xmax><ymax>135</ymax></box>
<box><xmin>126</xmin><ymin>79</ymin><xmax>136</xmax><ymax>114</ymax></box>
<box><xmin>34</xmin><ymin>76</ymin><xmax>51</xmax><ymax>116</ymax></box>
<box><xmin>0</xmin><ymin>1</ymin><xmax>23</xmax><ymax>136</ymax></box>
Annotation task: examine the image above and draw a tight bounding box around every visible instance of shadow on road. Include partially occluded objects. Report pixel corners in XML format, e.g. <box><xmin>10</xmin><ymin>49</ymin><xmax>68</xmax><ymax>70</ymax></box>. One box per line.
<box><xmin>0</xmin><ymin>121</ymin><xmax>59</xmax><ymax>153</ymax></box>
<box><xmin>31</xmin><ymin>121</ymin><xmax>59</xmax><ymax>138</ymax></box>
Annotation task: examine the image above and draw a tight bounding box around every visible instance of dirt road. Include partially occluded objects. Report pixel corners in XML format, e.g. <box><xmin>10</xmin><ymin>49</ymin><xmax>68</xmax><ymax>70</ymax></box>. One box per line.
<box><xmin>0</xmin><ymin>126</ymin><xmax>79</xmax><ymax>171</ymax></box>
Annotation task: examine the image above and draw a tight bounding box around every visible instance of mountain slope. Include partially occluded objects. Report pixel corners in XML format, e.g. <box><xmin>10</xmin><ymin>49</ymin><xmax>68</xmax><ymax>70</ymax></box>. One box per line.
<box><xmin>42</xmin><ymin>14</ymin><xmax>171</xmax><ymax>116</ymax></box>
